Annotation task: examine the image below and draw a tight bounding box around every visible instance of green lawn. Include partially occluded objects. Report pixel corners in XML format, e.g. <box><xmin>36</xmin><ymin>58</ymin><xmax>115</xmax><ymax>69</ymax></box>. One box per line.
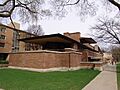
<box><xmin>117</xmin><ymin>63</ymin><xmax>120</xmax><ymax>90</ymax></box>
<box><xmin>0</xmin><ymin>68</ymin><xmax>100</xmax><ymax>90</ymax></box>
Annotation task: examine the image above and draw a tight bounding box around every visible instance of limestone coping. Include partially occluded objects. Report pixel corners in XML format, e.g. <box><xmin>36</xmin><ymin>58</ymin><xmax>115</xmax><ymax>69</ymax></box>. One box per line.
<box><xmin>80</xmin><ymin>62</ymin><xmax>104</xmax><ymax>64</ymax></box>
<box><xmin>10</xmin><ymin>50</ymin><xmax>82</xmax><ymax>55</ymax></box>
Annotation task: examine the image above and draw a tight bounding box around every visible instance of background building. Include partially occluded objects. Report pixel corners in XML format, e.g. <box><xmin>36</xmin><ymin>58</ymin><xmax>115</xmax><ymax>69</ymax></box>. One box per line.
<box><xmin>0</xmin><ymin>22</ymin><xmax>36</xmax><ymax>60</ymax></box>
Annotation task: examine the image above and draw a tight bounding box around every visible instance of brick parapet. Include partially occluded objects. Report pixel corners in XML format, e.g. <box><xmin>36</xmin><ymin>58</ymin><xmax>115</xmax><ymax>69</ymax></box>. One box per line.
<box><xmin>9</xmin><ymin>50</ymin><xmax>82</xmax><ymax>69</ymax></box>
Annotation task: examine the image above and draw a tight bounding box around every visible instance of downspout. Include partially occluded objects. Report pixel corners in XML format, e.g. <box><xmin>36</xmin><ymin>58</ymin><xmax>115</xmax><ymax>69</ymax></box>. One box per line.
<box><xmin>68</xmin><ymin>53</ymin><xmax>70</xmax><ymax>69</ymax></box>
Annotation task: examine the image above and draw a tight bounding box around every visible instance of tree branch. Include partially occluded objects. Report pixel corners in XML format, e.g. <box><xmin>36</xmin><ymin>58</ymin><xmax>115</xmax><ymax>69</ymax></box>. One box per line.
<box><xmin>10</xmin><ymin>15</ymin><xmax>15</xmax><ymax>28</ymax></box>
<box><xmin>0</xmin><ymin>0</ymin><xmax>11</xmax><ymax>6</ymax></box>
<box><xmin>0</xmin><ymin>0</ymin><xmax>37</xmax><ymax>18</ymax></box>
<box><xmin>91</xmin><ymin>17</ymin><xmax>120</xmax><ymax>45</ymax></box>
<box><xmin>0</xmin><ymin>0</ymin><xmax>16</xmax><ymax>17</ymax></box>
<box><xmin>108</xmin><ymin>0</ymin><xmax>120</xmax><ymax>10</ymax></box>
<box><xmin>65</xmin><ymin>0</ymin><xmax>80</xmax><ymax>6</ymax></box>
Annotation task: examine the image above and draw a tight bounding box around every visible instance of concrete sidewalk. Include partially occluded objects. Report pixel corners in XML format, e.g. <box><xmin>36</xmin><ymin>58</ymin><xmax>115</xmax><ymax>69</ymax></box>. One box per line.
<box><xmin>82</xmin><ymin>65</ymin><xmax>118</xmax><ymax>90</ymax></box>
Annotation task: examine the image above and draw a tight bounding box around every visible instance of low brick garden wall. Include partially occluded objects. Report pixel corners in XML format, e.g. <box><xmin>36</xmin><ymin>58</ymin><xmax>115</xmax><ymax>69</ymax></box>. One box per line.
<box><xmin>9</xmin><ymin>50</ymin><xmax>82</xmax><ymax>70</ymax></box>
<box><xmin>0</xmin><ymin>64</ymin><xmax>8</xmax><ymax>67</ymax></box>
<box><xmin>80</xmin><ymin>62</ymin><xmax>105</xmax><ymax>71</ymax></box>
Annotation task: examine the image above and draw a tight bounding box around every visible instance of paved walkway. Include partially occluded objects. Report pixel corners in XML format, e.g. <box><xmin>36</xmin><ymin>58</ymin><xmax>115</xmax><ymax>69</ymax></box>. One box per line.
<box><xmin>82</xmin><ymin>64</ymin><xmax>118</xmax><ymax>90</ymax></box>
<box><xmin>103</xmin><ymin>64</ymin><xmax>117</xmax><ymax>72</ymax></box>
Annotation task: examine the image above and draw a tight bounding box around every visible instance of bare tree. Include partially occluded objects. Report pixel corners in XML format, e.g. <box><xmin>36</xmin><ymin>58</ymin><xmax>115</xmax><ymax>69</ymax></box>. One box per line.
<box><xmin>0</xmin><ymin>0</ymin><xmax>52</xmax><ymax>27</ymax></box>
<box><xmin>111</xmin><ymin>46</ymin><xmax>120</xmax><ymax>62</ymax></box>
<box><xmin>51</xmin><ymin>0</ymin><xmax>120</xmax><ymax>10</ymax></box>
<box><xmin>1</xmin><ymin>0</ymin><xmax>120</xmax><ymax>23</ymax></box>
<box><xmin>91</xmin><ymin>17</ymin><xmax>120</xmax><ymax>44</ymax></box>
<box><xmin>27</xmin><ymin>24</ymin><xmax>44</xmax><ymax>36</ymax></box>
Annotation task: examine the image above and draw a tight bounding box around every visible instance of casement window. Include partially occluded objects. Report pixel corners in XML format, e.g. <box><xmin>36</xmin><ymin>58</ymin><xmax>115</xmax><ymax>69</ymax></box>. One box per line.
<box><xmin>12</xmin><ymin>31</ymin><xmax>20</xmax><ymax>52</ymax></box>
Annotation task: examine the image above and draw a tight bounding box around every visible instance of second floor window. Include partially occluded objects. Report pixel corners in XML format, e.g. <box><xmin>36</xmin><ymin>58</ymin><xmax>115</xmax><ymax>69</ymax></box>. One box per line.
<box><xmin>0</xmin><ymin>27</ymin><xmax>6</xmax><ymax>33</ymax></box>
<box><xmin>0</xmin><ymin>35</ymin><xmax>5</xmax><ymax>40</ymax></box>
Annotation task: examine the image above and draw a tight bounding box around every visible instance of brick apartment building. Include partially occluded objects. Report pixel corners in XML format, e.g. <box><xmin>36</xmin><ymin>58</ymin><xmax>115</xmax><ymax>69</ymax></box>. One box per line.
<box><xmin>0</xmin><ymin>22</ymin><xmax>37</xmax><ymax>60</ymax></box>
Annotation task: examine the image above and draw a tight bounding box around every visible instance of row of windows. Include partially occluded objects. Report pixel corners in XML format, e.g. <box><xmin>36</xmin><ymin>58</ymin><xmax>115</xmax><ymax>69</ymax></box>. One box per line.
<box><xmin>0</xmin><ymin>27</ymin><xmax>6</xmax><ymax>48</ymax></box>
<box><xmin>25</xmin><ymin>43</ymin><xmax>42</xmax><ymax>51</ymax></box>
<box><xmin>0</xmin><ymin>35</ymin><xmax>5</xmax><ymax>40</ymax></box>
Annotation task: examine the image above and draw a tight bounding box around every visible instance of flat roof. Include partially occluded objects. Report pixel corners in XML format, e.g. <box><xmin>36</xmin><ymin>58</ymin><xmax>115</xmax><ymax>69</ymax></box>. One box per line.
<box><xmin>80</xmin><ymin>37</ymin><xmax>96</xmax><ymax>43</ymax></box>
<box><xmin>0</xmin><ymin>23</ymin><xmax>37</xmax><ymax>36</ymax></box>
<box><xmin>19</xmin><ymin>33</ymin><xmax>99</xmax><ymax>52</ymax></box>
<box><xmin>83</xmin><ymin>44</ymin><xmax>99</xmax><ymax>52</ymax></box>
<box><xmin>19</xmin><ymin>33</ymin><xmax>80</xmax><ymax>45</ymax></box>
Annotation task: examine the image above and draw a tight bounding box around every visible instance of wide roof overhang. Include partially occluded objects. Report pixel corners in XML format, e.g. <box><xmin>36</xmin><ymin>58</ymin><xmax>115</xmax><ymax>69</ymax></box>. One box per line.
<box><xmin>19</xmin><ymin>33</ymin><xmax>80</xmax><ymax>45</ymax></box>
<box><xmin>19</xmin><ymin>33</ymin><xmax>99</xmax><ymax>52</ymax></box>
<box><xmin>80</xmin><ymin>37</ymin><xmax>96</xmax><ymax>44</ymax></box>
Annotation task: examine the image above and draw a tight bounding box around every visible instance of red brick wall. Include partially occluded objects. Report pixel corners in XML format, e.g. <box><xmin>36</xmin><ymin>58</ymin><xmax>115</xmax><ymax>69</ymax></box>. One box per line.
<box><xmin>70</xmin><ymin>53</ymin><xmax>82</xmax><ymax>67</ymax></box>
<box><xmin>81</xmin><ymin>51</ymin><xmax>88</xmax><ymax>62</ymax></box>
<box><xmin>9</xmin><ymin>51</ymin><xmax>82</xmax><ymax>69</ymax></box>
<box><xmin>79</xmin><ymin>62</ymin><xmax>104</xmax><ymax>70</ymax></box>
<box><xmin>0</xmin><ymin>26</ymin><xmax>13</xmax><ymax>53</ymax></box>
<box><xmin>80</xmin><ymin>62</ymin><xmax>103</xmax><ymax>67</ymax></box>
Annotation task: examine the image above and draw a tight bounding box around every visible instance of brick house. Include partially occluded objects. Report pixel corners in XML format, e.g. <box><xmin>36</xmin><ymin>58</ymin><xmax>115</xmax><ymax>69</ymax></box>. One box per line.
<box><xmin>9</xmin><ymin>32</ymin><xmax>103</xmax><ymax>71</ymax></box>
<box><xmin>0</xmin><ymin>22</ymin><xmax>103</xmax><ymax>71</ymax></box>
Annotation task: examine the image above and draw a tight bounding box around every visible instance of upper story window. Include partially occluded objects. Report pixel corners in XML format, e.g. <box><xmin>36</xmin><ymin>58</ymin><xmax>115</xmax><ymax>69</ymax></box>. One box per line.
<box><xmin>0</xmin><ymin>27</ymin><xmax>6</xmax><ymax>33</ymax></box>
<box><xmin>0</xmin><ymin>35</ymin><xmax>5</xmax><ymax>40</ymax></box>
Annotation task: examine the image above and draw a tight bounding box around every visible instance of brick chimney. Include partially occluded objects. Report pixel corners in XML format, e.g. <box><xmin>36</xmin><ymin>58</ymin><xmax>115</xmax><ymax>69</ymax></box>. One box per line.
<box><xmin>64</xmin><ymin>32</ymin><xmax>80</xmax><ymax>42</ymax></box>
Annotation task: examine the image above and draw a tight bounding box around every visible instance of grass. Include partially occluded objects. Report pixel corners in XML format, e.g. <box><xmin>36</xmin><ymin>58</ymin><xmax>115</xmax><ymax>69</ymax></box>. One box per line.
<box><xmin>0</xmin><ymin>68</ymin><xmax>100</xmax><ymax>90</ymax></box>
<box><xmin>117</xmin><ymin>63</ymin><xmax>120</xmax><ymax>90</ymax></box>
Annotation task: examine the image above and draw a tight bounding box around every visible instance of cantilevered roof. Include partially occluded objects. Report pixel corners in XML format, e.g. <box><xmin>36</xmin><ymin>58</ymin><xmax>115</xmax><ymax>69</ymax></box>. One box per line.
<box><xmin>83</xmin><ymin>45</ymin><xmax>99</xmax><ymax>52</ymax></box>
<box><xmin>19</xmin><ymin>33</ymin><xmax>80</xmax><ymax>45</ymax></box>
<box><xmin>80</xmin><ymin>37</ymin><xmax>96</xmax><ymax>43</ymax></box>
<box><xmin>19</xmin><ymin>33</ymin><xmax>99</xmax><ymax>52</ymax></box>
